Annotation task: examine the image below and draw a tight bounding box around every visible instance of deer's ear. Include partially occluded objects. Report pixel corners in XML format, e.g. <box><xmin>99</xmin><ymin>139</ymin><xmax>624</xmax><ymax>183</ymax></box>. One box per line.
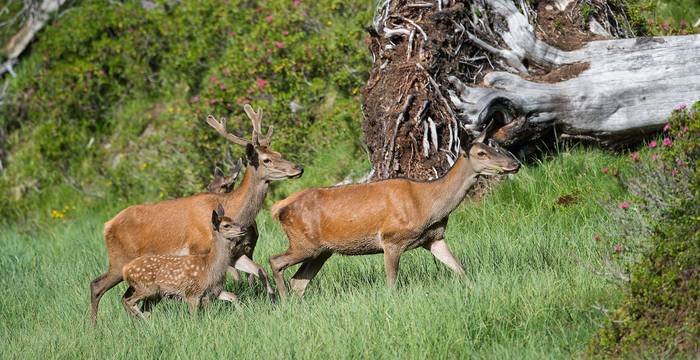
<box><xmin>214</xmin><ymin>167</ymin><xmax>224</xmax><ymax>177</ymax></box>
<box><xmin>216</xmin><ymin>203</ymin><xmax>225</xmax><ymax>217</ymax></box>
<box><xmin>211</xmin><ymin>210</ymin><xmax>221</xmax><ymax>230</ymax></box>
<box><xmin>474</xmin><ymin>120</ymin><xmax>495</xmax><ymax>143</ymax></box>
<box><xmin>246</xmin><ymin>143</ymin><xmax>258</xmax><ymax>168</ymax></box>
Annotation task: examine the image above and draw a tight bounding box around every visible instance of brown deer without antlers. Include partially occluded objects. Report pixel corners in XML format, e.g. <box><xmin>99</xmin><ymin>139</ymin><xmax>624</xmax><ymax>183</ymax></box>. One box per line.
<box><xmin>122</xmin><ymin>205</ymin><xmax>244</xmax><ymax>318</ymax></box>
<box><xmin>90</xmin><ymin>104</ymin><xmax>303</xmax><ymax>324</ymax></box>
<box><xmin>207</xmin><ymin>159</ymin><xmax>243</xmax><ymax>194</ymax></box>
<box><xmin>269</xmin><ymin>127</ymin><xmax>520</xmax><ymax>299</ymax></box>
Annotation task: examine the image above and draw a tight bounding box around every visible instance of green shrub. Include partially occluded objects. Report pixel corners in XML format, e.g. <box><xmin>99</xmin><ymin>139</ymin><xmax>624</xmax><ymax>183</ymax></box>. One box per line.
<box><xmin>0</xmin><ymin>0</ymin><xmax>373</xmax><ymax>222</ymax></box>
<box><xmin>590</xmin><ymin>102</ymin><xmax>699</xmax><ymax>357</ymax></box>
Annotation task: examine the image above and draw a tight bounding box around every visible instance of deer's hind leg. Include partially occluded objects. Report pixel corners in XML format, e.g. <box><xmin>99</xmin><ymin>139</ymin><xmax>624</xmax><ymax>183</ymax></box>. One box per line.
<box><xmin>90</xmin><ymin>267</ymin><xmax>123</xmax><ymax>325</ymax></box>
<box><xmin>289</xmin><ymin>252</ymin><xmax>331</xmax><ymax>297</ymax></box>
<box><xmin>269</xmin><ymin>249</ymin><xmax>312</xmax><ymax>300</ymax></box>
<box><xmin>141</xmin><ymin>295</ymin><xmax>162</xmax><ymax>317</ymax></box>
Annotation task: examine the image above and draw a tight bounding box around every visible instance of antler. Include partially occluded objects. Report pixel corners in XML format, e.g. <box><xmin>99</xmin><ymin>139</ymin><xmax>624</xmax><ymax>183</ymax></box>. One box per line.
<box><xmin>206</xmin><ymin>114</ymin><xmax>250</xmax><ymax>146</ymax></box>
<box><xmin>243</xmin><ymin>104</ymin><xmax>273</xmax><ymax>146</ymax></box>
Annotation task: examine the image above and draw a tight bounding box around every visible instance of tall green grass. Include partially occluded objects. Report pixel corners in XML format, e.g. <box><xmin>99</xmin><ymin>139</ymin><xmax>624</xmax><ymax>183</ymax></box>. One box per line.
<box><xmin>0</xmin><ymin>148</ymin><xmax>628</xmax><ymax>359</ymax></box>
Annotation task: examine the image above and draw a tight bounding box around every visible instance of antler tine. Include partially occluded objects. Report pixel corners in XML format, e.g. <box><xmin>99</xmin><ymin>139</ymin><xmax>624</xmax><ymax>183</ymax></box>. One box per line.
<box><xmin>263</xmin><ymin>125</ymin><xmax>273</xmax><ymax>145</ymax></box>
<box><xmin>206</xmin><ymin>114</ymin><xmax>250</xmax><ymax>146</ymax></box>
<box><xmin>255</xmin><ymin>107</ymin><xmax>275</xmax><ymax>146</ymax></box>
<box><xmin>243</xmin><ymin>104</ymin><xmax>261</xmax><ymax>130</ymax></box>
<box><xmin>244</xmin><ymin>104</ymin><xmax>262</xmax><ymax>145</ymax></box>
<box><xmin>244</xmin><ymin>103</ymin><xmax>271</xmax><ymax>146</ymax></box>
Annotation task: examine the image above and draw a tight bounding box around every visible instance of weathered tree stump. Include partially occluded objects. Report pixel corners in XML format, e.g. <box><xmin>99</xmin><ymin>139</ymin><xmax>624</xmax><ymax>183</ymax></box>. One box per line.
<box><xmin>362</xmin><ymin>0</ymin><xmax>700</xmax><ymax>180</ymax></box>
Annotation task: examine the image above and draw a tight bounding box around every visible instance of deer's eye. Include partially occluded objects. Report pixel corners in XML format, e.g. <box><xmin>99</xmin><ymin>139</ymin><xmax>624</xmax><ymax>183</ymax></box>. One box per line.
<box><xmin>478</xmin><ymin>151</ymin><xmax>487</xmax><ymax>157</ymax></box>
<box><xmin>263</xmin><ymin>158</ymin><xmax>272</xmax><ymax>165</ymax></box>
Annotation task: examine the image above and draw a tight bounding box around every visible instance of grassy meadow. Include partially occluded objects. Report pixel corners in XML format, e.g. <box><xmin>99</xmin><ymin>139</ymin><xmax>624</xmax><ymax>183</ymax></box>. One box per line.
<box><xmin>0</xmin><ymin>147</ymin><xmax>631</xmax><ymax>359</ymax></box>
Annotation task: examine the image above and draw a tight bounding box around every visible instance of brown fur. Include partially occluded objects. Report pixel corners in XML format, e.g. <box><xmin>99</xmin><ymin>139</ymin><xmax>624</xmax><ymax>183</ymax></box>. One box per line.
<box><xmin>121</xmin><ymin>209</ymin><xmax>244</xmax><ymax>318</ymax></box>
<box><xmin>90</xmin><ymin>107</ymin><xmax>302</xmax><ymax>324</ymax></box>
<box><xmin>269</xmin><ymin>141</ymin><xmax>520</xmax><ymax>298</ymax></box>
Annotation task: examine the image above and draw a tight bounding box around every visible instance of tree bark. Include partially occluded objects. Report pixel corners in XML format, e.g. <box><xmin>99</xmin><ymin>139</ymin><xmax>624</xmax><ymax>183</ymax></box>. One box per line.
<box><xmin>362</xmin><ymin>0</ymin><xmax>700</xmax><ymax>180</ymax></box>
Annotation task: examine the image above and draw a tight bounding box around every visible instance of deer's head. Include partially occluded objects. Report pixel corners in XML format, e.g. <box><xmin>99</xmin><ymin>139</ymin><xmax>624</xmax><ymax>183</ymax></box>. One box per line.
<box><xmin>466</xmin><ymin>123</ymin><xmax>520</xmax><ymax>176</ymax></box>
<box><xmin>206</xmin><ymin>104</ymin><xmax>303</xmax><ymax>182</ymax></box>
<box><xmin>211</xmin><ymin>204</ymin><xmax>246</xmax><ymax>241</ymax></box>
<box><xmin>207</xmin><ymin>159</ymin><xmax>243</xmax><ymax>193</ymax></box>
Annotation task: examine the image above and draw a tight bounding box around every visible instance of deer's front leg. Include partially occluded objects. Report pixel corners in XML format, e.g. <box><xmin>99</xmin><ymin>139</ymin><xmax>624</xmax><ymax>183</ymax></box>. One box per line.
<box><xmin>217</xmin><ymin>291</ymin><xmax>242</xmax><ymax>309</ymax></box>
<box><xmin>227</xmin><ymin>266</ymin><xmax>241</xmax><ymax>282</ymax></box>
<box><xmin>382</xmin><ymin>242</ymin><xmax>404</xmax><ymax>288</ymax></box>
<box><xmin>186</xmin><ymin>296</ymin><xmax>200</xmax><ymax>316</ymax></box>
<box><xmin>424</xmin><ymin>239</ymin><xmax>465</xmax><ymax>276</ymax></box>
<box><xmin>235</xmin><ymin>255</ymin><xmax>276</xmax><ymax>303</ymax></box>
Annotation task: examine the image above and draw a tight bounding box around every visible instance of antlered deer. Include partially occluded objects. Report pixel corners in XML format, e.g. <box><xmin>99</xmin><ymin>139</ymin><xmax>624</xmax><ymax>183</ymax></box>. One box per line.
<box><xmin>269</xmin><ymin>127</ymin><xmax>519</xmax><ymax>298</ymax></box>
<box><xmin>90</xmin><ymin>105</ymin><xmax>302</xmax><ymax>324</ymax></box>
<box><xmin>122</xmin><ymin>205</ymin><xmax>244</xmax><ymax>318</ymax></box>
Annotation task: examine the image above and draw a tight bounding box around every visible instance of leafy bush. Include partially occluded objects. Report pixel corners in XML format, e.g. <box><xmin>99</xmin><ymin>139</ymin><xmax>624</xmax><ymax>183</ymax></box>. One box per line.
<box><xmin>590</xmin><ymin>102</ymin><xmax>699</xmax><ymax>357</ymax></box>
<box><xmin>0</xmin><ymin>0</ymin><xmax>373</xmax><ymax>221</ymax></box>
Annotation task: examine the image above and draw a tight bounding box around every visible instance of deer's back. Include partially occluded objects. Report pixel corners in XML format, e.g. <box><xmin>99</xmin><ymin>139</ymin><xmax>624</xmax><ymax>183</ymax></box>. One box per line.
<box><xmin>105</xmin><ymin>193</ymin><xmax>230</xmax><ymax>262</ymax></box>
<box><xmin>123</xmin><ymin>254</ymin><xmax>209</xmax><ymax>297</ymax></box>
<box><xmin>276</xmin><ymin>179</ymin><xmax>429</xmax><ymax>254</ymax></box>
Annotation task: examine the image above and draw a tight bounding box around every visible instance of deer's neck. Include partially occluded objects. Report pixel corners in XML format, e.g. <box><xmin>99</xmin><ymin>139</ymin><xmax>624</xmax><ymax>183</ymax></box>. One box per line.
<box><xmin>422</xmin><ymin>154</ymin><xmax>478</xmax><ymax>223</ymax></box>
<box><xmin>205</xmin><ymin>232</ymin><xmax>232</xmax><ymax>288</ymax></box>
<box><xmin>224</xmin><ymin>165</ymin><xmax>268</xmax><ymax>227</ymax></box>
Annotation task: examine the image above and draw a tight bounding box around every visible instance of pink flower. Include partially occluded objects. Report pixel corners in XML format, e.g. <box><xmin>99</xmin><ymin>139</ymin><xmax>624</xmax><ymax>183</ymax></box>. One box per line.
<box><xmin>614</xmin><ymin>244</ymin><xmax>622</xmax><ymax>253</ymax></box>
<box><xmin>683</xmin><ymin>126</ymin><xmax>689</xmax><ymax>133</ymax></box>
<box><xmin>274</xmin><ymin>41</ymin><xmax>285</xmax><ymax>49</ymax></box>
<box><xmin>619</xmin><ymin>201</ymin><xmax>629</xmax><ymax>210</ymax></box>
<box><xmin>671</xmin><ymin>169</ymin><xmax>679</xmax><ymax>176</ymax></box>
<box><xmin>601</xmin><ymin>167</ymin><xmax>609</xmax><ymax>174</ymax></box>
<box><xmin>675</xmin><ymin>103</ymin><xmax>686</xmax><ymax>111</ymax></box>
<box><xmin>210</xmin><ymin>74</ymin><xmax>218</xmax><ymax>83</ymax></box>
<box><xmin>648</xmin><ymin>140</ymin><xmax>657</xmax><ymax>148</ymax></box>
<box><xmin>652</xmin><ymin>154</ymin><xmax>658</xmax><ymax>161</ymax></box>
<box><xmin>219</xmin><ymin>83</ymin><xmax>226</xmax><ymax>90</ymax></box>
<box><xmin>676</xmin><ymin>160</ymin><xmax>686</xmax><ymax>167</ymax></box>
<box><xmin>256</xmin><ymin>78</ymin><xmax>268</xmax><ymax>89</ymax></box>
<box><xmin>282</xmin><ymin>30</ymin><xmax>289</xmax><ymax>36</ymax></box>
<box><xmin>594</xmin><ymin>234</ymin><xmax>601</xmax><ymax>241</ymax></box>
<box><xmin>265</xmin><ymin>15</ymin><xmax>273</xmax><ymax>23</ymax></box>
<box><xmin>663</xmin><ymin>123</ymin><xmax>671</xmax><ymax>132</ymax></box>
<box><xmin>631</xmin><ymin>152</ymin><xmax>640</xmax><ymax>162</ymax></box>
<box><xmin>662</xmin><ymin>137</ymin><xmax>672</xmax><ymax>147</ymax></box>
<box><xmin>293</xmin><ymin>0</ymin><xmax>301</xmax><ymax>6</ymax></box>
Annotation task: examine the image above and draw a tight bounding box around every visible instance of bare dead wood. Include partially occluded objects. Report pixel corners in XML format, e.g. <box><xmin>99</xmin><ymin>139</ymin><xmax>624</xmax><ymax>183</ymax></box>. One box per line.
<box><xmin>2</xmin><ymin>0</ymin><xmax>66</xmax><ymax>62</ymax></box>
<box><xmin>362</xmin><ymin>0</ymin><xmax>700</xmax><ymax>180</ymax></box>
